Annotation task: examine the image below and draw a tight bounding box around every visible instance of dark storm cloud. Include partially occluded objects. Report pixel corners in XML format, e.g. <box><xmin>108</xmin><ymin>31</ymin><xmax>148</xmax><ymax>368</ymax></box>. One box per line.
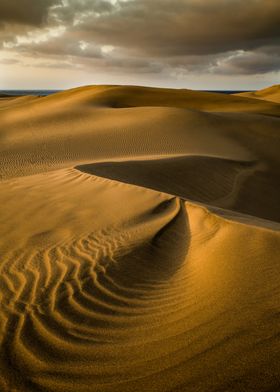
<box><xmin>0</xmin><ymin>0</ymin><xmax>60</xmax><ymax>27</ymax></box>
<box><xmin>76</xmin><ymin>0</ymin><xmax>280</xmax><ymax>56</ymax></box>
<box><xmin>1</xmin><ymin>0</ymin><xmax>280</xmax><ymax>77</ymax></box>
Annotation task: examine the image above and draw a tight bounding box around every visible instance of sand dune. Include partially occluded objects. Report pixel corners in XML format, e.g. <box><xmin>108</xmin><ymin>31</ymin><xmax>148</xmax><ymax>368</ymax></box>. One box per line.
<box><xmin>0</xmin><ymin>85</ymin><xmax>280</xmax><ymax>391</ymax></box>
<box><xmin>77</xmin><ymin>155</ymin><xmax>280</xmax><ymax>222</ymax></box>
<box><xmin>236</xmin><ymin>84</ymin><xmax>280</xmax><ymax>103</ymax></box>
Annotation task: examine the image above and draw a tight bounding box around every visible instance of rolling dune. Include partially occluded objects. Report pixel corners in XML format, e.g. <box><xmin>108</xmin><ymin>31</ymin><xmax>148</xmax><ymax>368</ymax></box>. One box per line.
<box><xmin>0</xmin><ymin>85</ymin><xmax>280</xmax><ymax>391</ymax></box>
<box><xmin>77</xmin><ymin>155</ymin><xmax>280</xmax><ymax>222</ymax></box>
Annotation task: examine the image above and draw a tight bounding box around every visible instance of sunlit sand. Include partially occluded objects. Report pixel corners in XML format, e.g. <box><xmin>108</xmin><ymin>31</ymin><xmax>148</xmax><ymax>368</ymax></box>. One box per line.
<box><xmin>0</xmin><ymin>85</ymin><xmax>280</xmax><ymax>392</ymax></box>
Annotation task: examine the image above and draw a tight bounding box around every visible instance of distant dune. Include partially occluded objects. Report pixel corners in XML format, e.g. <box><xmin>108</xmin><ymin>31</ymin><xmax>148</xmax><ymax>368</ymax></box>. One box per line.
<box><xmin>0</xmin><ymin>85</ymin><xmax>280</xmax><ymax>392</ymax></box>
<box><xmin>235</xmin><ymin>84</ymin><xmax>280</xmax><ymax>103</ymax></box>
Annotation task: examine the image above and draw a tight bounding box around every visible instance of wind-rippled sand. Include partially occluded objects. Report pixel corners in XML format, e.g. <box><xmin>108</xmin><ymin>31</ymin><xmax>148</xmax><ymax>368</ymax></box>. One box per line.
<box><xmin>0</xmin><ymin>85</ymin><xmax>280</xmax><ymax>391</ymax></box>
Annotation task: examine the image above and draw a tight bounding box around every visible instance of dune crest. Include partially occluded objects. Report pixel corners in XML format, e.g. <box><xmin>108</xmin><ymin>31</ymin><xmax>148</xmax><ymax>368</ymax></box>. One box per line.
<box><xmin>0</xmin><ymin>85</ymin><xmax>280</xmax><ymax>391</ymax></box>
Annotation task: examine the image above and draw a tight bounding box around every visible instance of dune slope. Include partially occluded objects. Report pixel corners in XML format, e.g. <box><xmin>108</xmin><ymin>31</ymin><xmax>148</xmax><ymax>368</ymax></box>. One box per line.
<box><xmin>236</xmin><ymin>84</ymin><xmax>280</xmax><ymax>103</ymax></box>
<box><xmin>0</xmin><ymin>85</ymin><xmax>280</xmax><ymax>392</ymax></box>
<box><xmin>77</xmin><ymin>155</ymin><xmax>280</xmax><ymax>222</ymax></box>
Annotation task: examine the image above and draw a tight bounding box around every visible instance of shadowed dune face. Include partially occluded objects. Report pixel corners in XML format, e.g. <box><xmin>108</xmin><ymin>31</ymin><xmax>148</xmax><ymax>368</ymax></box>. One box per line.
<box><xmin>76</xmin><ymin>156</ymin><xmax>280</xmax><ymax>222</ymax></box>
<box><xmin>0</xmin><ymin>85</ymin><xmax>280</xmax><ymax>391</ymax></box>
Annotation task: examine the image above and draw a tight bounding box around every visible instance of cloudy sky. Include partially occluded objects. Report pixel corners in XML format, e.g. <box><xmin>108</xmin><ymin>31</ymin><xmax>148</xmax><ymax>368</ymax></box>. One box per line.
<box><xmin>0</xmin><ymin>0</ymin><xmax>280</xmax><ymax>90</ymax></box>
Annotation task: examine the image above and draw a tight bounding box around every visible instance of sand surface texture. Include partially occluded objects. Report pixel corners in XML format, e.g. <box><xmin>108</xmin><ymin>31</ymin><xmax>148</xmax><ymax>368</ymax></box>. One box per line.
<box><xmin>0</xmin><ymin>85</ymin><xmax>280</xmax><ymax>392</ymax></box>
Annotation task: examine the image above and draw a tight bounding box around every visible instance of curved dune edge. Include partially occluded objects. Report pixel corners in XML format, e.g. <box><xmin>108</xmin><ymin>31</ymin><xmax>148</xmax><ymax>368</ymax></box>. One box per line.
<box><xmin>76</xmin><ymin>155</ymin><xmax>277</xmax><ymax>222</ymax></box>
<box><xmin>1</xmin><ymin>85</ymin><xmax>280</xmax><ymax>391</ymax></box>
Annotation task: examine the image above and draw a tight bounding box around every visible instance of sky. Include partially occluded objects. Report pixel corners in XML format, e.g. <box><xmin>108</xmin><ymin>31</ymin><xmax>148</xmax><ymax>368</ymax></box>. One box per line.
<box><xmin>0</xmin><ymin>0</ymin><xmax>280</xmax><ymax>90</ymax></box>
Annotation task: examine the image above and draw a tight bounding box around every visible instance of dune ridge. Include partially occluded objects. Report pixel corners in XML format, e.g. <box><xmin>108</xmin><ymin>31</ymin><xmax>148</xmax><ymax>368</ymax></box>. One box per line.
<box><xmin>0</xmin><ymin>85</ymin><xmax>280</xmax><ymax>391</ymax></box>
<box><xmin>76</xmin><ymin>156</ymin><xmax>280</xmax><ymax>222</ymax></box>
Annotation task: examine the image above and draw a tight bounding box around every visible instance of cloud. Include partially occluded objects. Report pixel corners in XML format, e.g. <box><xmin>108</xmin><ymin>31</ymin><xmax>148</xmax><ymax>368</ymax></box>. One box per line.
<box><xmin>17</xmin><ymin>32</ymin><xmax>103</xmax><ymax>59</ymax></box>
<box><xmin>216</xmin><ymin>48</ymin><xmax>280</xmax><ymax>75</ymax></box>
<box><xmin>0</xmin><ymin>58</ymin><xmax>20</xmax><ymax>65</ymax></box>
<box><xmin>1</xmin><ymin>0</ymin><xmax>280</xmax><ymax>80</ymax></box>
<box><xmin>73</xmin><ymin>0</ymin><xmax>280</xmax><ymax>56</ymax></box>
<box><xmin>0</xmin><ymin>0</ymin><xmax>60</xmax><ymax>27</ymax></box>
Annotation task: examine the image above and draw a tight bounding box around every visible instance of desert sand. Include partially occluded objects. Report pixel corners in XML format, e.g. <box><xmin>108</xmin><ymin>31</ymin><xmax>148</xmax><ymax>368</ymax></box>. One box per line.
<box><xmin>0</xmin><ymin>85</ymin><xmax>280</xmax><ymax>392</ymax></box>
<box><xmin>236</xmin><ymin>84</ymin><xmax>280</xmax><ymax>103</ymax></box>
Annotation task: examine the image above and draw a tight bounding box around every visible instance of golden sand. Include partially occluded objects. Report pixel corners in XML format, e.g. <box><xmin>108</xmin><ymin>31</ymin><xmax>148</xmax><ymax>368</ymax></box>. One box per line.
<box><xmin>0</xmin><ymin>85</ymin><xmax>280</xmax><ymax>391</ymax></box>
<box><xmin>236</xmin><ymin>84</ymin><xmax>280</xmax><ymax>103</ymax></box>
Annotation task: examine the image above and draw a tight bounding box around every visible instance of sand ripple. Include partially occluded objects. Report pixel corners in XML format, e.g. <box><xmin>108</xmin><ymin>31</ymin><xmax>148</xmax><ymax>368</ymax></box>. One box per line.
<box><xmin>1</xmin><ymin>86</ymin><xmax>280</xmax><ymax>391</ymax></box>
